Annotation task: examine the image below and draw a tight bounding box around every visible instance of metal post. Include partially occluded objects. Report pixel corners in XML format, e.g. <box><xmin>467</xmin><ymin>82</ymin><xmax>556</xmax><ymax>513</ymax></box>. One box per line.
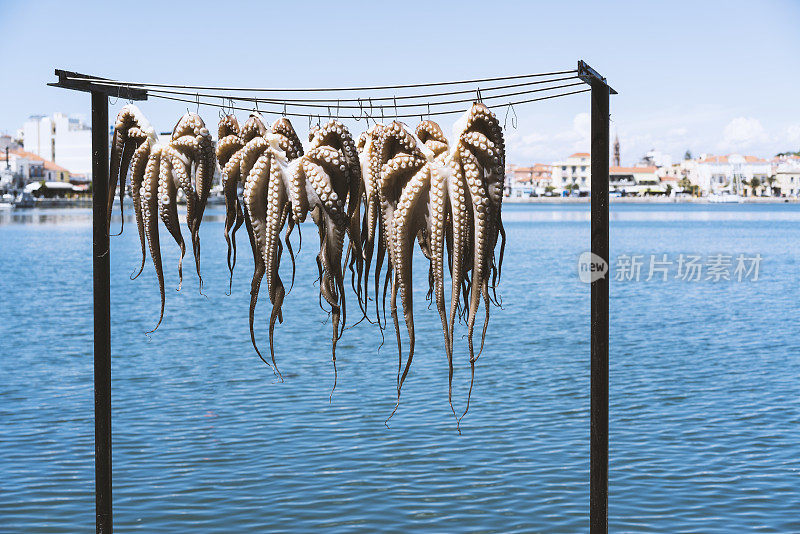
<box><xmin>589</xmin><ymin>77</ymin><xmax>610</xmax><ymax>534</ymax></box>
<box><xmin>50</xmin><ymin>69</ymin><xmax>145</xmax><ymax>534</ymax></box>
<box><xmin>91</xmin><ymin>90</ymin><xmax>112</xmax><ymax>534</ymax></box>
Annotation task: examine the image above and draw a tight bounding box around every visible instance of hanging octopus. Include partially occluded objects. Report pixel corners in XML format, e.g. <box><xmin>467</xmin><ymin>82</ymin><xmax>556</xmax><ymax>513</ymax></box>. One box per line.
<box><xmin>285</xmin><ymin>120</ymin><xmax>362</xmax><ymax>384</ymax></box>
<box><xmin>216</xmin><ymin>113</ymin><xmax>303</xmax><ymax>372</ymax></box>
<box><xmin>108</xmin><ymin>104</ymin><xmax>159</xmax><ymax>278</ymax></box>
<box><xmin>108</xmin><ymin>106</ymin><xmax>217</xmax><ymax>332</ymax></box>
<box><xmin>444</xmin><ymin>103</ymin><xmax>506</xmax><ymax>423</ymax></box>
<box><xmin>377</xmin><ymin>103</ymin><xmax>506</xmax><ymax>425</ymax></box>
<box><xmin>160</xmin><ymin>112</ymin><xmax>216</xmax><ymax>293</ymax></box>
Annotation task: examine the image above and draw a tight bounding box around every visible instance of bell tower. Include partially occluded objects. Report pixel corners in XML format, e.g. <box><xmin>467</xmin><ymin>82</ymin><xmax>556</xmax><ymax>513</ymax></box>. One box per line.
<box><xmin>613</xmin><ymin>133</ymin><xmax>620</xmax><ymax>167</ymax></box>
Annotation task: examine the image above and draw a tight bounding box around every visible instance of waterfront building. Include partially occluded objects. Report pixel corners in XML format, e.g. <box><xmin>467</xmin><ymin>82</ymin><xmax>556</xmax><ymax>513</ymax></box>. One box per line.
<box><xmin>609</xmin><ymin>166</ymin><xmax>662</xmax><ymax>195</ymax></box>
<box><xmin>550</xmin><ymin>153</ymin><xmax>590</xmax><ymax>193</ymax></box>
<box><xmin>5</xmin><ymin>149</ymin><xmax>72</xmax><ymax>184</ymax></box>
<box><xmin>505</xmin><ymin>163</ymin><xmax>553</xmax><ymax>196</ymax></box>
<box><xmin>680</xmin><ymin>154</ymin><xmax>770</xmax><ymax>195</ymax></box>
<box><xmin>772</xmin><ymin>156</ymin><xmax>800</xmax><ymax>197</ymax></box>
<box><xmin>22</xmin><ymin>113</ymin><xmax>91</xmax><ymax>177</ymax></box>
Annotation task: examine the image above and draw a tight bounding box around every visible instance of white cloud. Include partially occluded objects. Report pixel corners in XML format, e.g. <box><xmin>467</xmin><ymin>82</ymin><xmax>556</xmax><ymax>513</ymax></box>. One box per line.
<box><xmin>505</xmin><ymin>112</ymin><xmax>591</xmax><ymax>163</ymax></box>
<box><xmin>718</xmin><ymin>117</ymin><xmax>770</xmax><ymax>151</ymax></box>
<box><xmin>572</xmin><ymin>112</ymin><xmax>590</xmax><ymax>139</ymax></box>
<box><xmin>786</xmin><ymin>124</ymin><xmax>800</xmax><ymax>147</ymax></box>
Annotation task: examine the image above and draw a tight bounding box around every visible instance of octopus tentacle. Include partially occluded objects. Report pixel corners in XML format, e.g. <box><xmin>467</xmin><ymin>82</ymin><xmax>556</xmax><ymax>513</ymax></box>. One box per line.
<box><xmin>243</xmin><ymin>151</ymin><xmax>272</xmax><ymax>368</ymax></box>
<box><xmin>375</xmin><ymin>122</ymin><xmax>427</xmax><ymax>416</ymax></box>
<box><xmin>157</xmin><ymin>146</ymin><xmax>185</xmax><ymax>290</ymax></box>
<box><xmin>168</xmin><ymin>113</ymin><xmax>215</xmax><ymax>293</ymax></box>
<box><xmin>111</xmin><ymin>138</ymin><xmax>136</xmax><ymax>236</ymax></box>
<box><xmin>263</xmin><ymin>157</ymin><xmax>290</xmax><ymax>376</ymax></box>
<box><xmin>141</xmin><ymin>146</ymin><xmax>165</xmax><ymax>333</ymax></box>
<box><xmin>129</xmin><ymin>141</ymin><xmax>152</xmax><ymax>279</ymax></box>
<box><xmin>426</xmin><ymin>163</ymin><xmax>455</xmax><ymax>417</ymax></box>
<box><xmin>108</xmin><ymin>105</ymin><xmax>158</xmax><ymax>238</ymax></box>
<box><xmin>217</xmin><ymin>115</ymin><xmax>246</xmax><ymax>292</ymax></box>
<box><xmin>108</xmin><ymin>116</ymin><xmax>128</xmax><ymax>229</ymax></box>
<box><xmin>391</xmin><ymin>165</ymin><xmax>432</xmax><ymax>394</ymax></box>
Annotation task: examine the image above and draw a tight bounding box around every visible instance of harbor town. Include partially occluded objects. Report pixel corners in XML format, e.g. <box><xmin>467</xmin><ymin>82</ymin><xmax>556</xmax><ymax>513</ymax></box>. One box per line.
<box><xmin>2</xmin><ymin>113</ymin><xmax>799</xmax><ymax>208</ymax></box>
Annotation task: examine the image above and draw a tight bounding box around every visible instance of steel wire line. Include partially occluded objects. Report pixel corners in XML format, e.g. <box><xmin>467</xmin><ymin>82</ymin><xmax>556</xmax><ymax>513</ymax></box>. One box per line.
<box><xmin>98</xmin><ymin>75</ymin><xmax>581</xmax><ymax>105</ymax></box>
<box><xmin>63</xmin><ymin>69</ymin><xmax>578</xmax><ymax>93</ymax></box>
<box><xmin>148</xmin><ymin>88</ymin><xmax>591</xmax><ymax>119</ymax></box>
<box><xmin>144</xmin><ymin>81</ymin><xmax>583</xmax><ymax>112</ymax></box>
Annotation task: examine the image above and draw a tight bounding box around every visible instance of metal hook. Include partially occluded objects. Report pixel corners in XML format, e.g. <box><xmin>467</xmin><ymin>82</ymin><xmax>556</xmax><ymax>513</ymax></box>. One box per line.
<box><xmin>394</xmin><ymin>96</ymin><xmax>398</xmax><ymax>121</ymax></box>
<box><xmin>196</xmin><ymin>93</ymin><xmax>200</xmax><ymax>114</ymax></box>
<box><xmin>504</xmin><ymin>103</ymin><xmax>518</xmax><ymax>130</ymax></box>
<box><xmin>476</xmin><ymin>87</ymin><xmax>483</xmax><ymax>103</ymax></box>
<box><xmin>427</xmin><ymin>102</ymin><xmax>431</xmax><ymax>121</ymax></box>
<box><xmin>336</xmin><ymin>99</ymin><xmax>340</xmax><ymax>120</ymax></box>
<box><xmin>282</xmin><ymin>102</ymin><xmax>287</xmax><ymax>118</ymax></box>
<box><xmin>354</xmin><ymin>98</ymin><xmax>362</xmax><ymax>122</ymax></box>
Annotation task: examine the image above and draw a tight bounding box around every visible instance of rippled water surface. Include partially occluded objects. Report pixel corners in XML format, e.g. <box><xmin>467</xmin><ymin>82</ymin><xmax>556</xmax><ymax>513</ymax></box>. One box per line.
<box><xmin>1</xmin><ymin>203</ymin><xmax>798</xmax><ymax>532</ymax></box>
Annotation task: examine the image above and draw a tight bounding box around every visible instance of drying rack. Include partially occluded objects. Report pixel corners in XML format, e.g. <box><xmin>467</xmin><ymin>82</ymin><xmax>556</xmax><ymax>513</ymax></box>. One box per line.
<box><xmin>50</xmin><ymin>60</ymin><xmax>616</xmax><ymax>533</ymax></box>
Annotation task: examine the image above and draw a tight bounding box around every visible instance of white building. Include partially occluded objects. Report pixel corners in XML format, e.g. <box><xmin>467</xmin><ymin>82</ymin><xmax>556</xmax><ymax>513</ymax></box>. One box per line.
<box><xmin>551</xmin><ymin>152</ymin><xmax>591</xmax><ymax>193</ymax></box>
<box><xmin>23</xmin><ymin>113</ymin><xmax>91</xmax><ymax>177</ymax></box>
<box><xmin>6</xmin><ymin>148</ymin><xmax>72</xmax><ymax>183</ymax></box>
<box><xmin>681</xmin><ymin>154</ymin><xmax>771</xmax><ymax>195</ymax></box>
<box><xmin>609</xmin><ymin>166</ymin><xmax>663</xmax><ymax>195</ymax></box>
<box><xmin>504</xmin><ymin>164</ymin><xmax>553</xmax><ymax>197</ymax></box>
<box><xmin>773</xmin><ymin>156</ymin><xmax>800</xmax><ymax>197</ymax></box>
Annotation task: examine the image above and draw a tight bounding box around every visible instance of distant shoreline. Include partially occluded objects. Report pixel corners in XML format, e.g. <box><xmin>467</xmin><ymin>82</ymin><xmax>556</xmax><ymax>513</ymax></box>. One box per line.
<box><xmin>504</xmin><ymin>196</ymin><xmax>799</xmax><ymax>204</ymax></box>
<box><xmin>9</xmin><ymin>196</ymin><xmax>799</xmax><ymax>210</ymax></box>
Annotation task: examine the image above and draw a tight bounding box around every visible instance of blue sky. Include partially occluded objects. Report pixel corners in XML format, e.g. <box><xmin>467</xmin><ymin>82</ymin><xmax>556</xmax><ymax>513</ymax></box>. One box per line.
<box><xmin>1</xmin><ymin>0</ymin><xmax>799</xmax><ymax>165</ymax></box>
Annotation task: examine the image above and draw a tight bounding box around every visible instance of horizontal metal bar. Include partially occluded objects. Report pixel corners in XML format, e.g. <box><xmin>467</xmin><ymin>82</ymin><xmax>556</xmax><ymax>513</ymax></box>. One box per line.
<box><xmin>57</xmin><ymin>69</ymin><xmax>578</xmax><ymax>93</ymax></box>
<box><xmin>577</xmin><ymin>61</ymin><xmax>618</xmax><ymax>95</ymax></box>
<box><xmin>49</xmin><ymin>69</ymin><xmax>148</xmax><ymax>101</ymax></box>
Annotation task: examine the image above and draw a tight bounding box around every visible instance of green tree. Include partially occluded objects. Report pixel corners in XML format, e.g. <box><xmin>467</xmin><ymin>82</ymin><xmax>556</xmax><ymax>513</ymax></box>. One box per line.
<box><xmin>684</xmin><ymin>150</ymin><xmax>692</xmax><ymax>160</ymax></box>
<box><xmin>766</xmin><ymin>176</ymin><xmax>777</xmax><ymax>196</ymax></box>
<box><xmin>749</xmin><ymin>177</ymin><xmax>761</xmax><ymax>196</ymax></box>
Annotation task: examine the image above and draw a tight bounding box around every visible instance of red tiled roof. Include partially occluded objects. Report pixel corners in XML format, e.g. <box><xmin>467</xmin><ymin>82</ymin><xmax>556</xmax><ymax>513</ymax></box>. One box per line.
<box><xmin>44</xmin><ymin>160</ymin><xmax>71</xmax><ymax>173</ymax></box>
<box><xmin>569</xmin><ymin>152</ymin><xmax>590</xmax><ymax>158</ymax></box>
<box><xmin>9</xmin><ymin>148</ymin><xmax>72</xmax><ymax>173</ymax></box>
<box><xmin>609</xmin><ymin>166</ymin><xmax>658</xmax><ymax>174</ymax></box>
<box><xmin>700</xmin><ymin>154</ymin><xmax>766</xmax><ymax>164</ymax></box>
